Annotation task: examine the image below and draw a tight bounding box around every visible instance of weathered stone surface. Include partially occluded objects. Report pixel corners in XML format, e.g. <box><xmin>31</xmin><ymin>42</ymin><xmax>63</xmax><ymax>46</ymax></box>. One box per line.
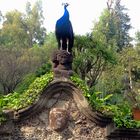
<box><xmin>53</xmin><ymin>93</ymin><xmax>61</xmax><ymax>98</ymax></box>
<box><xmin>0</xmin><ymin>100</ymin><xmax>107</xmax><ymax>140</ymax></box>
<box><xmin>53</xmin><ymin>68</ymin><xmax>73</xmax><ymax>78</ymax></box>
<box><xmin>46</xmin><ymin>98</ymin><xmax>58</xmax><ymax>108</ymax></box>
<box><xmin>0</xmin><ymin>120</ymin><xmax>14</xmax><ymax>135</ymax></box>
<box><xmin>106</xmin><ymin>123</ymin><xmax>140</xmax><ymax>140</ymax></box>
<box><xmin>0</xmin><ymin>79</ymin><xmax>108</xmax><ymax>139</ymax></box>
<box><xmin>3</xmin><ymin>109</ymin><xmax>14</xmax><ymax>120</ymax></box>
<box><xmin>51</xmin><ymin>50</ymin><xmax>73</xmax><ymax>69</ymax></box>
<box><xmin>49</xmin><ymin>108</ymin><xmax>68</xmax><ymax>131</ymax></box>
<box><xmin>51</xmin><ymin>50</ymin><xmax>73</xmax><ymax>78</ymax></box>
<box><xmin>51</xmin><ymin>50</ymin><xmax>59</xmax><ymax>68</ymax></box>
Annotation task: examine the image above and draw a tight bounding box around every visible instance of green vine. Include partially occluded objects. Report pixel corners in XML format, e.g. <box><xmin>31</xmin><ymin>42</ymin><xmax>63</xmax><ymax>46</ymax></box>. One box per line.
<box><xmin>111</xmin><ymin>103</ymin><xmax>140</xmax><ymax>128</ymax></box>
<box><xmin>70</xmin><ymin>74</ymin><xmax>89</xmax><ymax>97</ymax></box>
<box><xmin>70</xmin><ymin>74</ymin><xmax>140</xmax><ymax>128</ymax></box>
<box><xmin>70</xmin><ymin>74</ymin><xmax>113</xmax><ymax>115</ymax></box>
<box><xmin>0</xmin><ymin>72</ymin><xmax>53</xmax><ymax>111</ymax></box>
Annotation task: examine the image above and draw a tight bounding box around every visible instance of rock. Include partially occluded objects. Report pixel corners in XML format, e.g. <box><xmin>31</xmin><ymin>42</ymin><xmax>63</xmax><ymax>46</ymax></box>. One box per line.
<box><xmin>53</xmin><ymin>93</ymin><xmax>61</xmax><ymax>98</ymax></box>
<box><xmin>54</xmin><ymin>100</ymin><xmax>68</xmax><ymax>108</ymax></box>
<box><xmin>49</xmin><ymin>108</ymin><xmax>69</xmax><ymax>131</ymax></box>
<box><xmin>47</xmin><ymin>99</ymin><xmax>57</xmax><ymax>108</ymax></box>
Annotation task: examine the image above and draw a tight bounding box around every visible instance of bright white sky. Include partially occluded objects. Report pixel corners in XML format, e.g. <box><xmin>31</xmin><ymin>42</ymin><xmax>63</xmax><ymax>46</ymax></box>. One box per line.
<box><xmin>0</xmin><ymin>0</ymin><xmax>140</xmax><ymax>37</ymax></box>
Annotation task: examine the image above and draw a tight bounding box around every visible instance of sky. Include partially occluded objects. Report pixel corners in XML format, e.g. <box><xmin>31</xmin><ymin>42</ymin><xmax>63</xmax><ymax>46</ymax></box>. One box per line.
<box><xmin>0</xmin><ymin>0</ymin><xmax>140</xmax><ymax>38</ymax></box>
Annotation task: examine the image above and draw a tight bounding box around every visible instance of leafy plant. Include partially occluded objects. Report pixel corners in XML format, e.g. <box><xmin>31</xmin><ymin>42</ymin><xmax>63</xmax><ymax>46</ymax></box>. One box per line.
<box><xmin>70</xmin><ymin>74</ymin><xmax>89</xmax><ymax>97</ymax></box>
<box><xmin>71</xmin><ymin>75</ymin><xmax>140</xmax><ymax>128</ymax></box>
<box><xmin>71</xmin><ymin>75</ymin><xmax>113</xmax><ymax>115</ymax></box>
<box><xmin>88</xmin><ymin>91</ymin><xmax>113</xmax><ymax>115</ymax></box>
<box><xmin>0</xmin><ymin>72</ymin><xmax>53</xmax><ymax>110</ymax></box>
<box><xmin>111</xmin><ymin>102</ymin><xmax>140</xmax><ymax>128</ymax></box>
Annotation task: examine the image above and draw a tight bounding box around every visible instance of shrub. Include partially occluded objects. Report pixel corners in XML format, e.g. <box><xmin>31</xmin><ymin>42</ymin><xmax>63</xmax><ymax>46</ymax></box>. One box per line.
<box><xmin>0</xmin><ymin>72</ymin><xmax>53</xmax><ymax>110</ymax></box>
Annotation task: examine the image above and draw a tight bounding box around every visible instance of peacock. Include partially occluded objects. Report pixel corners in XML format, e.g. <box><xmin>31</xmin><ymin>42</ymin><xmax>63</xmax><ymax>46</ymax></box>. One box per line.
<box><xmin>55</xmin><ymin>3</ymin><xmax>74</xmax><ymax>53</ymax></box>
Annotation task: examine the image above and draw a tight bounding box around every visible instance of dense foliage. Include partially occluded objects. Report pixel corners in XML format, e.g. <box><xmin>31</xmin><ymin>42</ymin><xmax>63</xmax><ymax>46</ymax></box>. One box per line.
<box><xmin>71</xmin><ymin>74</ymin><xmax>140</xmax><ymax>128</ymax></box>
<box><xmin>0</xmin><ymin>1</ymin><xmax>57</xmax><ymax>94</ymax></box>
<box><xmin>0</xmin><ymin>1</ymin><xmax>46</xmax><ymax>48</ymax></box>
<box><xmin>73</xmin><ymin>0</ymin><xmax>132</xmax><ymax>87</ymax></box>
<box><xmin>73</xmin><ymin>34</ymin><xmax>117</xmax><ymax>88</ymax></box>
<box><xmin>0</xmin><ymin>46</ymin><xmax>52</xmax><ymax>94</ymax></box>
<box><xmin>0</xmin><ymin>72</ymin><xmax>53</xmax><ymax>110</ymax></box>
<box><xmin>71</xmin><ymin>74</ymin><xmax>113</xmax><ymax>114</ymax></box>
<box><xmin>1</xmin><ymin>0</ymin><xmax>140</xmax><ymax>129</ymax></box>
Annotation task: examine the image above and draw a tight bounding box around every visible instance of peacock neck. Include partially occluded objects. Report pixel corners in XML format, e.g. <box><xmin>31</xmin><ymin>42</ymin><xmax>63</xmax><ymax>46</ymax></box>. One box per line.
<box><xmin>64</xmin><ymin>7</ymin><xmax>69</xmax><ymax>19</ymax></box>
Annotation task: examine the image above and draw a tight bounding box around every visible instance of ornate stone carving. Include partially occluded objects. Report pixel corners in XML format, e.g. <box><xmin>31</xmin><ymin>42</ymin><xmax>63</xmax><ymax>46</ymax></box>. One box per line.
<box><xmin>51</xmin><ymin>50</ymin><xmax>59</xmax><ymax>68</ymax></box>
<box><xmin>57</xmin><ymin>50</ymin><xmax>73</xmax><ymax>69</ymax></box>
<box><xmin>49</xmin><ymin>108</ymin><xmax>68</xmax><ymax>131</ymax></box>
<box><xmin>51</xmin><ymin>50</ymin><xmax>73</xmax><ymax>78</ymax></box>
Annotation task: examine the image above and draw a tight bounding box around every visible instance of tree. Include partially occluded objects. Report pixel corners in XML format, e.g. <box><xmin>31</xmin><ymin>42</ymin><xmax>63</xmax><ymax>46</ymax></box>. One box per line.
<box><xmin>96</xmin><ymin>46</ymin><xmax>140</xmax><ymax>98</ymax></box>
<box><xmin>0</xmin><ymin>47</ymin><xmax>29</xmax><ymax>94</ymax></box>
<box><xmin>121</xmin><ymin>47</ymin><xmax>140</xmax><ymax>83</ymax></box>
<box><xmin>113</xmin><ymin>0</ymin><xmax>132</xmax><ymax>51</ymax></box>
<box><xmin>105</xmin><ymin>0</ymin><xmax>132</xmax><ymax>51</ymax></box>
<box><xmin>73</xmin><ymin>6</ymin><xmax>119</xmax><ymax>88</ymax></box>
<box><xmin>135</xmin><ymin>31</ymin><xmax>140</xmax><ymax>46</ymax></box>
<box><xmin>24</xmin><ymin>1</ymin><xmax>46</xmax><ymax>47</ymax></box>
<box><xmin>44</xmin><ymin>32</ymin><xmax>57</xmax><ymax>49</ymax></box>
<box><xmin>0</xmin><ymin>46</ymin><xmax>49</xmax><ymax>94</ymax></box>
<box><xmin>92</xmin><ymin>8</ymin><xmax>117</xmax><ymax>48</ymax></box>
<box><xmin>73</xmin><ymin>34</ymin><xmax>116</xmax><ymax>88</ymax></box>
<box><xmin>0</xmin><ymin>1</ymin><xmax>49</xmax><ymax>94</ymax></box>
<box><xmin>76</xmin><ymin>7</ymin><xmax>118</xmax><ymax>87</ymax></box>
<box><xmin>0</xmin><ymin>10</ymin><xmax>28</xmax><ymax>48</ymax></box>
<box><xmin>73</xmin><ymin>34</ymin><xmax>95</xmax><ymax>81</ymax></box>
<box><xmin>0</xmin><ymin>1</ymin><xmax>46</xmax><ymax>48</ymax></box>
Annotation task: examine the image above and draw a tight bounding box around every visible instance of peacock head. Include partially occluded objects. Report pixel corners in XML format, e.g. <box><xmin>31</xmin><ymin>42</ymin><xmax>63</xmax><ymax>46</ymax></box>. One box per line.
<box><xmin>62</xmin><ymin>3</ymin><xmax>69</xmax><ymax>8</ymax></box>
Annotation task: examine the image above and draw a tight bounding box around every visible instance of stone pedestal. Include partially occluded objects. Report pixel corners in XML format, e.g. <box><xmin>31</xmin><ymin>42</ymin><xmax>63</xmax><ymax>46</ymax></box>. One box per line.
<box><xmin>51</xmin><ymin>50</ymin><xmax>73</xmax><ymax>78</ymax></box>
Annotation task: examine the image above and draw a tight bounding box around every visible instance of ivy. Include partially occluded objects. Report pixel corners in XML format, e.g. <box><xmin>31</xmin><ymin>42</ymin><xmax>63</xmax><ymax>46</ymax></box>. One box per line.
<box><xmin>1</xmin><ymin>73</ymin><xmax>140</xmax><ymax>128</ymax></box>
<box><xmin>70</xmin><ymin>74</ymin><xmax>113</xmax><ymax>115</ymax></box>
<box><xmin>111</xmin><ymin>103</ymin><xmax>140</xmax><ymax>128</ymax></box>
<box><xmin>70</xmin><ymin>74</ymin><xmax>89</xmax><ymax>97</ymax></box>
<box><xmin>70</xmin><ymin>74</ymin><xmax>140</xmax><ymax>128</ymax></box>
<box><xmin>0</xmin><ymin>72</ymin><xmax>53</xmax><ymax>110</ymax></box>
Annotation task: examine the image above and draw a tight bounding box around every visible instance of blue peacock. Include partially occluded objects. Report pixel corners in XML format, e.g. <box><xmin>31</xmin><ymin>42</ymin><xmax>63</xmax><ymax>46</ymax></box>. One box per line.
<box><xmin>55</xmin><ymin>3</ymin><xmax>74</xmax><ymax>53</ymax></box>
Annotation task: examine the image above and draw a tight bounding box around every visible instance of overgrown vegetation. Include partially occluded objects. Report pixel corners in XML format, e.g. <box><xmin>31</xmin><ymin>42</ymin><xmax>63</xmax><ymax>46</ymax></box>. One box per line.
<box><xmin>1</xmin><ymin>0</ymin><xmax>140</xmax><ymax>129</ymax></box>
<box><xmin>71</xmin><ymin>74</ymin><xmax>113</xmax><ymax>115</ymax></box>
<box><xmin>0</xmin><ymin>72</ymin><xmax>53</xmax><ymax>110</ymax></box>
<box><xmin>71</xmin><ymin>74</ymin><xmax>140</xmax><ymax>128</ymax></box>
<box><xmin>0</xmin><ymin>1</ymin><xmax>56</xmax><ymax>94</ymax></box>
<box><xmin>112</xmin><ymin>103</ymin><xmax>140</xmax><ymax>128</ymax></box>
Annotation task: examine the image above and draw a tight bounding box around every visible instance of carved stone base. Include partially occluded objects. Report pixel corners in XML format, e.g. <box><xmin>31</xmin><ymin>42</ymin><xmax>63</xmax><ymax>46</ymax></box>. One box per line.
<box><xmin>51</xmin><ymin>50</ymin><xmax>73</xmax><ymax>78</ymax></box>
<box><xmin>53</xmin><ymin>69</ymin><xmax>73</xmax><ymax>78</ymax></box>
